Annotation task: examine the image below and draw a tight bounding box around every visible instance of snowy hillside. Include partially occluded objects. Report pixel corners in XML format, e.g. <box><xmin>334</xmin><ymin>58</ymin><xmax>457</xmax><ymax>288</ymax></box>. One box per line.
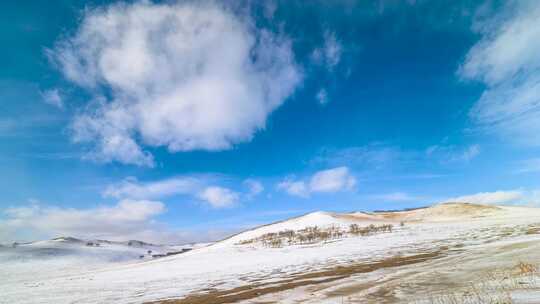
<box><xmin>216</xmin><ymin>202</ymin><xmax>505</xmax><ymax>247</ymax></box>
<box><xmin>2</xmin><ymin>203</ymin><xmax>540</xmax><ymax>304</ymax></box>
<box><xmin>0</xmin><ymin>236</ymin><xmax>201</xmax><ymax>289</ymax></box>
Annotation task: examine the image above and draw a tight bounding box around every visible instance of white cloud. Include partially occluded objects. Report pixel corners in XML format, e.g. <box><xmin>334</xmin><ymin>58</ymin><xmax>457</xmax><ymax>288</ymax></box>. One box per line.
<box><xmin>316</xmin><ymin>88</ymin><xmax>329</xmax><ymax>105</ymax></box>
<box><xmin>443</xmin><ymin>190</ymin><xmax>524</xmax><ymax>205</ymax></box>
<box><xmin>277</xmin><ymin>166</ymin><xmax>356</xmax><ymax>198</ymax></box>
<box><xmin>198</xmin><ymin>186</ymin><xmax>240</xmax><ymax>208</ymax></box>
<box><xmin>0</xmin><ymin>200</ymin><xmax>165</xmax><ymax>242</ymax></box>
<box><xmin>243</xmin><ymin>179</ymin><xmax>264</xmax><ymax>199</ymax></box>
<box><xmin>41</xmin><ymin>89</ymin><xmax>63</xmax><ymax>109</ymax></box>
<box><xmin>277</xmin><ymin>179</ymin><xmax>309</xmax><ymax>198</ymax></box>
<box><xmin>309</xmin><ymin>167</ymin><xmax>356</xmax><ymax>193</ymax></box>
<box><xmin>52</xmin><ymin>1</ymin><xmax>301</xmax><ymax>166</ymax></box>
<box><xmin>460</xmin><ymin>2</ymin><xmax>540</xmax><ymax>146</ymax></box>
<box><xmin>103</xmin><ymin>177</ymin><xmax>200</xmax><ymax>199</ymax></box>
<box><xmin>312</xmin><ymin>30</ymin><xmax>342</xmax><ymax>70</ymax></box>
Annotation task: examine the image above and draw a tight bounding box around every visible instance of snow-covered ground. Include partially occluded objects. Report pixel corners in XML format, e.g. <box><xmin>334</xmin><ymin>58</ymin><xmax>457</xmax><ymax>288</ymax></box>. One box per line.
<box><xmin>2</xmin><ymin>203</ymin><xmax>540</xmax><ymax>304</ymax></box>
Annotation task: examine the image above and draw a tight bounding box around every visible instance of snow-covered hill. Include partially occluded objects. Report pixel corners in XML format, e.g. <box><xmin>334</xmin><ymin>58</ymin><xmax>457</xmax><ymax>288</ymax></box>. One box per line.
<box><xmin>2</xmin><ymin>203</ymin><xmax>540</xmax><ymax>304</ymax></box>
<box><xmin>0</xmin><ymin>236</ymin><xmax>202</xmax><ymax>289</ymax></box>
<box><xmin>6</xmin><ymin>236</ymin><xmax>175</xmax><ymax>261</ymax></box>
<box><xmin>216</xmin><ymin>202</ymin><xmax>507</xmax><ymax>247</ymax></box>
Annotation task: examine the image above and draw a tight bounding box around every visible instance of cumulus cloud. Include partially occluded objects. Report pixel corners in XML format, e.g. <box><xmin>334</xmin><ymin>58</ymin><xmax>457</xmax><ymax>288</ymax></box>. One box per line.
<box><xmin>198</xmin><ymin>186</ymin><xmax>240</xmax><ymax>208</ymax></box>
<box><xmin>52</xmin><ymin>1</ymin><xmax>301</xmax><ymax>166</ymax></box>
<box><xmin>460</xmin><ymin>2</ymin><xmax>540</xmax><ymax>146</ymax></box>
<box><xmin>0</xmin><ymin>200</ymin><xmax>165</xmax><ymax>242</ymax></box>
<box><xmin>277</xmin><ymin>167</ymin><xmax>356</xmax><ymax>198</ymax></box>
<box><xmin>443</xmin><ymin>190</ymin><xmax>524</xmax><ymax>205</ymax></box>
<box><xmin>309</xmin><ymin>167</ymin><xmax>356</xmax><ymax>193</ymax></box>
<box><xmin>40</xmin><ymin>89</ymin><xmax>63</xmax><ymax>109</ymax></box>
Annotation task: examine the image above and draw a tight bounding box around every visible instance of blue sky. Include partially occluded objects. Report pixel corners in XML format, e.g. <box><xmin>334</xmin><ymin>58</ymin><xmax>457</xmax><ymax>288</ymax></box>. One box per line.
<box><xmin>2</xmin><ymin>0</ymin><xmax>540</xmax><ymax>244</ymax></box>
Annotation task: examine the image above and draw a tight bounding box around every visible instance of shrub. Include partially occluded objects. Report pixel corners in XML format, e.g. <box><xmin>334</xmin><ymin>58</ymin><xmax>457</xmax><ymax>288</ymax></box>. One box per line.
<box><xmin>349</xmin><ymin>224</ymin><xmax>360</xmax><ymax>234</ymax></box>
<box><xmin>517</xmin><ymin>261</ymin><xmax>538</xmax><ymax>275</ymax></box>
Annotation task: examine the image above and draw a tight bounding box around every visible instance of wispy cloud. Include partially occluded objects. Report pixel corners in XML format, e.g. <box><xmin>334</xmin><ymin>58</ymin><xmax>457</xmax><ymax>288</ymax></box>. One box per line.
<box><xmin>311</xmin><ymin>143</ymin><xmax>474</xmax><ymax>185</ymax></box>
<box><xmin>104</xmin><ymin>175</ymin><xmax>263</xmax><ymax>209</ymax></box>
<box><xmin>311</xmin><ymin>30</ymin><xmax>342</xmax><ymax>106</ymax></box>
<box><xmin>312</xmin><ymin>143</ymin><xmax>403</xmax><ymax>169</ymax></box>
<box><xmin>40</xmin><ymin>89</ymin><xmax>63</xmax><ymax>109</ymax></box>
<box><xmin>459</xmin><ymin>1</ymin><xmax>540</xmax><ymax>146</ymax></box>
<box><xmin>314</xmin><ymin>142</ymin><xmax>478</xmax><ymax>174</ymax></box>
<box><xmin>0</xmin><ymin>115</ymin><xmax>63</xmax><ymax>138</ymax></box>
<box><xmin>16</xmin><ymin>152</ymin><xmax>82</xmax><ymax>160</ymax></box>
<box><xmin>425</xmin><ymin>144</ymin><xmax>481</xmax><ymax>163</ymax></box>
<box><xmin>311</xmin><ymin>30</ymin><xmax>342</xmax><ymax>70</ymax></box>
<box><xmin>514</xmin><ymin>158</ymin><xmax>540</xmax><ymax>174</ymax></box>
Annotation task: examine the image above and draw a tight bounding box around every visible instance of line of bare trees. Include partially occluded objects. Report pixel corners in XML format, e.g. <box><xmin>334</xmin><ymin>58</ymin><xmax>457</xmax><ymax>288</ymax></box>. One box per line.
<box><xmin>349</xmin><ymin>223</ymin><xmax>393</xmax><ymax>236</ymax></box>
<box><xmin>237</xmin><ymin>223</ymin><xmax>395</xmax><ymax>248</ymax></box>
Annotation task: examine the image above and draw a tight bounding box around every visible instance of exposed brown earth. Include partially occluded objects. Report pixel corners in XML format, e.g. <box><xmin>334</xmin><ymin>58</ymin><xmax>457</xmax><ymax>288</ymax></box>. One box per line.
<box><xmin>149</xmin><ymin>251</ymin><xmax>443</xmax><ymax>304</ymax></box>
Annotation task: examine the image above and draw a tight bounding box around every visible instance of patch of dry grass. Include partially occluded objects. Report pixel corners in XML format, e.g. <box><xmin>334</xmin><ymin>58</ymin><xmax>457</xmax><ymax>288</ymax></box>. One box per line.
<box><xmin>423</xmin><ymin>287</ymin><xmax>513</xmax><ymax>304</ymax></box>
<box><xmin>412</xmin><ymin>261</ymin><xmax>539</xmax><ymax>304</ymax></box>
<box><xmin>525</xmin><ymin>227</ymin><xmax>540</xmax><ymax>235</ymax></box>
<box><xmin>516</xmin><ymin>261</ymin><xmax>537</xmax><ymax>275</ymax></box>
